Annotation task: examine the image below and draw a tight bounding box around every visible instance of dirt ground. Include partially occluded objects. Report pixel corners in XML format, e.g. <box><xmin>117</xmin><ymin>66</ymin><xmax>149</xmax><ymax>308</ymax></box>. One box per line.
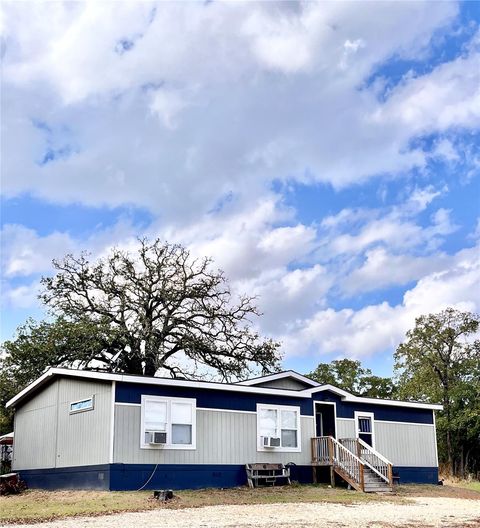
<box><xmin>2</xmin><ymin>497</ymin><xmax>479</xmax><ymax>528</ymax></box>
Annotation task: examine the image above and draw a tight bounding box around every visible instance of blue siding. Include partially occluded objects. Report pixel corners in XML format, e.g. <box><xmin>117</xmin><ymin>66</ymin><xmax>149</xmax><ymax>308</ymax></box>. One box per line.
<box><xmin>394</xmin><ymin>466</ymin><xmax>439</xmax><ymax>484</ymax></box>
<box><xmin>18</xmin><ymin>463</ymin><xmax>438</xmax><ymax>490</ymax></box>
<box><xmin>110</xmin><ymin>463</ymin><xmax>247</xmax><ymax>490</ymax></box>
<box><xmin>110</xmin><ymin>463</ymin><xmax>312</xmax><ymax>490</ymax></box>
<box><xmin>18</xmin><ymin>465</ymin><xmax>110</xmax><ymax>490</ymax></box>
<box><xmin>116</xmin><ymin>382</ymin><xmax>313</xmax><ymax>415</ymax></box>
<box><xmin>313</xmin><ymin>391</ymin><xmax>434</xmax><ymax>424</ymax></box>
<box><xmin>117</xmin><ymin>383</ymin><xmax>434</xmax><ymax>424</ymax></box>
<box><xmin>20</xmin><ymin>463</ymin><xmax>312</xmax><ymax>491</ymax></box>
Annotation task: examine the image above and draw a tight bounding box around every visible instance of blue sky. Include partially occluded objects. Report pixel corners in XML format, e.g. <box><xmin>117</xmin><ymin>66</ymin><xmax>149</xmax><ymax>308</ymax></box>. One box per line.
<box><xmin>1</xmin><ymin>1</ymin><xmax>479</xmax><ymax>378</ymax></box>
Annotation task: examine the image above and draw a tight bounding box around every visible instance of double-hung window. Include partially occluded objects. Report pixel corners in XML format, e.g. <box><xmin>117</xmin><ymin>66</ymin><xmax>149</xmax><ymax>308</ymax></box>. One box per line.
<box><xmin>257</xmin><ymin>404</ymin><xmax>301</xmax><ymax>452</ymax></box>
<box><xmin>141</xmin><ymin>396</ymin><xmax>196</xmax><ymax>449</ymax></box>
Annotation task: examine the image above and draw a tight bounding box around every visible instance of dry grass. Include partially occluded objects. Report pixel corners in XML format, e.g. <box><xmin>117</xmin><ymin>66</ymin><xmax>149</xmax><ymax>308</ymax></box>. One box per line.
<box><xmin>396</xmin><ymin>482</ymin><xmax>480</xmax><ymax>500</ymax></box>
<box><xmin>0</xmin><ymin>490</ymin><xmax>155</xmax><ymax>524</ymax></box>
<box><xmin>0</xmin><ymin>485</ymin><xmax>394</xmax><ymax>524</ymax></box>
<box><xmin>464</xmin><ymin>481</ymin><xmax>480</xmax><ymax>493</ymax></box>
<box><xmin>0</xmin><ymin>482</ymin><xmax>478</xmax><ymax>525</ymax></box>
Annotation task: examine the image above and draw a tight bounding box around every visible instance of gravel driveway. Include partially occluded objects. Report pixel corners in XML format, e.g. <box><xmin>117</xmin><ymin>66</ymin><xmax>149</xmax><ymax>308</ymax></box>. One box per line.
<box><xmin>2</xmin><ymin>497</ymin><xmax>479</xmax><ymax>528</ymax></box>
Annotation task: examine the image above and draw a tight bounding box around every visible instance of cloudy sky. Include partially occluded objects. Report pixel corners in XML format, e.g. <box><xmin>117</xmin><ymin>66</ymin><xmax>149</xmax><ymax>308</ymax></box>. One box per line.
<box><xmin>1</xmin><ymin>1</ymin><xmax>479</xmax><ymax>377</ymax></box>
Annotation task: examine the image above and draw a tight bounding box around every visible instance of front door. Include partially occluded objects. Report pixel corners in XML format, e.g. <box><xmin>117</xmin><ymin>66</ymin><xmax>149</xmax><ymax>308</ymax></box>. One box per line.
<box><xmin>355</xmin><ymin>411</ymin><xmax>375</xmax><ymax>447</ymax></box>
<box><xmin>315</xmin><ymin>403</ymin><xmax>336</xmax><ymax>438</ymax></box>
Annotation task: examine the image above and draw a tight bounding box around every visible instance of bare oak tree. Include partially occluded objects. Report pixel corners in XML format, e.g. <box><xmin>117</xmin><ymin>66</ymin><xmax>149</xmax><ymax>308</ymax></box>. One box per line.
<box><xmin>39</xmin><ymin>239</ymin><xmax>281</xmax><ymax>380</ymax></box>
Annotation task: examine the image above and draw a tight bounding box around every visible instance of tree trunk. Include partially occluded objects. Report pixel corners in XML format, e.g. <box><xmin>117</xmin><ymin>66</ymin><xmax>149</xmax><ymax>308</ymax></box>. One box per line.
<box><xmin>443</xmin><ymin>388</ymin><xmax>455</xmax><ymax>476</ymax></box>
<box><xmin>144</xmin><ymin>356</ymin><xmax>157</xmax><ymax>377</ymax></box>
<box><xmin>446</xmin><ymin>428</ymin><xmax>454</xmax><ymax>476</ymax></box>
<box><xmin>465</xmin><ymin>447</ymin><xmax>472</xmax><ymax>478</ymax></box>
<box><xmin>459</xmin><ymin>446</ymin><xmax>464</xmax><ymax>479</ymax></box>
<box><xmin>122</xmin><ymin>349</ymin><xmax>144</xmax><ymax>375</ymax></box>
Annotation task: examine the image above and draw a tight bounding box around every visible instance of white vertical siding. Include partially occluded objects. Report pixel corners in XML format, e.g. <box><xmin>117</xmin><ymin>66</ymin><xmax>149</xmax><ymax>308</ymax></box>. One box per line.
<box><xmin>375</xmin><ymin>421</ymin><xmax>437</xmax><ymax>467</ymax></box>
<box><xmin>114</xmin><ymin>405</ymin><xmax>314</xmax><ymax>465</ymax></box>
<box><xmin>336</xmin><ymin>418</ymin><xmax>355</xmax><ymax>439</ymax></box>
<box><xmin>55</xmin><ymin>378</ymin><xmax>112</xmax><ymax>467</ymax></box>
<box><xmin>335</xmin><ymin>417</ymin><xmax>437</xmax><ymax>467</ymax></box>
<box><xmin>13</xmin><ymin>381</ymin><xmax>59</xmax><ymax>470</ymax></box>
<box><xmin>13</xmin><ymin>378</ymin><xmax>112</xmax><ymax>470</ymax></box>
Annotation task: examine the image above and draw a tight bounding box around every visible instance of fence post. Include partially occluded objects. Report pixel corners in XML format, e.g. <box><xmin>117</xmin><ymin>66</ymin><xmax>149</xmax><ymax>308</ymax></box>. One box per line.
<box><xmin>328</xmin><ymin>436</ymin><xmax>334</xmax><ymax>465</ymax></box>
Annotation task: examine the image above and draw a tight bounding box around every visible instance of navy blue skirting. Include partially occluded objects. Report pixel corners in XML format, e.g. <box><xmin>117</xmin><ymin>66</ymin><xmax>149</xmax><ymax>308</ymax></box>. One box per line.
<box><xmin>17</xmin><ymin>463</ymin><xmax>438</xmax><ymax>490</ymax></box>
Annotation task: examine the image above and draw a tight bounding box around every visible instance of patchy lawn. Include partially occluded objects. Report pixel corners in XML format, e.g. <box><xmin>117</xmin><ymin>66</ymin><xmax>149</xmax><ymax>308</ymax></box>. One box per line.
<box><xmin>0</xmin><ymin>483</ymin><xmax>478</xmax><ymax>525</ymax></box>
<box><xmin>464</xmin><ymin>481</ymin><xmax>480</xmax><ymax>493</ymax></box>
<box><xmin>0</xmin><ymin>490</ymin><xmax>155</xmax><ymax>524</ymax></box>
<box><xmin>0</xmin><ymin>486</ymin><xmax>394</xmax><ymax>524</ymax></box>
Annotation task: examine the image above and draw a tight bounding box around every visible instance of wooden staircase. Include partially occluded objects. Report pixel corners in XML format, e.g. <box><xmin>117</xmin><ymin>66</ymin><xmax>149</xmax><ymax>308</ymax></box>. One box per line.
<box><xmin>311</xmin><ymin>436</ymin><xmax>393</xmax><ymax>493</ymax></box>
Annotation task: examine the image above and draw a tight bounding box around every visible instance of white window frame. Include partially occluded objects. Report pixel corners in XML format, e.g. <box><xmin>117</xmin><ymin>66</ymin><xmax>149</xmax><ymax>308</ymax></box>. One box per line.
<box><xmin>69</xmin><ymin>395</ymin><xmax>95</xmax><ymax>414</ymax></box>
<box><xmin>140</xmin><ymin>395</ymin><xmax>196</xmax><ymax>450</ymax></box>
<box><xmin>354</xmin><ymin>411</ymin><xmax>375</xmax><ymax>449</ymax></box>
<box><xmin>256</xmin><ymin>404</ymin><xmax>301</xmax><ymax>453</ymax></box>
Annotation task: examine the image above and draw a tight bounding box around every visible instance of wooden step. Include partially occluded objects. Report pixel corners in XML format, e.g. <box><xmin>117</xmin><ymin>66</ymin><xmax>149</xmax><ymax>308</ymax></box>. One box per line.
<box><xmin>364</xmin><ymin>484</ymin><xmax>392</xmax><ymax>493</ymax></box>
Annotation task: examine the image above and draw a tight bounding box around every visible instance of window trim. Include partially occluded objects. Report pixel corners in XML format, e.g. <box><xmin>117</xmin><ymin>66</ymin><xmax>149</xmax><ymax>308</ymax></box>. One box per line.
<box><xmin>354</xmin><ymin>411</ymin><xmax>375</xmax><ymax>449</ymax></box>
<box><xmin>256</xmin><ymin>404</ymin><xmax>301</xmax><ymax>453</ymax></box>
<box><xmin>140</xmin><ymin>395</ymin><xmax>196</xmax><ymax>450</ymax></box>
<box><xmin>69</xmin><ymin>395</ymin><xmax>95</xmax><ymax>414</ymax></box>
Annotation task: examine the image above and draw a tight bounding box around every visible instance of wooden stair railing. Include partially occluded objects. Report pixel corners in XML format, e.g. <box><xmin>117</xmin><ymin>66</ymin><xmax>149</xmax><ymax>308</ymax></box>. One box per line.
<box><xmin>339</xmin><ymin>438</ymin><xmax>393</xmax><ymax>490</ymax></box>
<box><xmin>311</xmin><ymin>436</ymin><xmax>365</xmax><ymax>492</ymax></box>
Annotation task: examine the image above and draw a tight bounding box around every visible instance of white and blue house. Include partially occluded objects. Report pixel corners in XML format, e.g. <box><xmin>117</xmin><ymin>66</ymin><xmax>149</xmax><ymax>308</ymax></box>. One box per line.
<box><xmin>6</xmin><ymin>368</ymin><xmax>442</xmax><ymax>491</ymax></box>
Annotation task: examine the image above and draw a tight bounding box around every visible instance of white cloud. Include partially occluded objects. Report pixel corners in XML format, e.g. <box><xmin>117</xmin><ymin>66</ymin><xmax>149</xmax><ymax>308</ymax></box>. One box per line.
<box><xmin>1</xmin><ymin>281</ymin><xmax>40</xmax><ymax>310</ymax></box>
<box><xmin>1</xmin><ymin>1</ymin><xmax>478</xmax><ymax>371</ymax></box>
<box><xmin>375</xmin><ymin>49</ymin><xmax>480</xmax><ymax>133</ymax></box>
<box><xmin>150</xmin><ymin>89</ymin><xmax>190</xmax><ymax>129</ymax></box>
<box><xmin>2</xmin><ymin>0</ymin><xmax>474</xmax><ymax>217</ymax></box>
<box><xmin>431</xmin><ymin>138</ymin><xmax>460</xmax><ymax>162</ymax></box>
<box><xmin>1</xmin><ymin>225</ymin><xmax>76</xmax><ymax>278</ymax></box>
<box><xmin>280</xmin><ymin>244</ymin><xmax>480</xmax><ymax>360</ymax></box>
<box><xmin>342</xmin><ymin>247</ymin><xmax>450</xmax><ymax>295</ymax></box>
<box><xmin>0</xmin><ymin>219</ymin><xmax>138</xmax><ymax>281</ymax></box>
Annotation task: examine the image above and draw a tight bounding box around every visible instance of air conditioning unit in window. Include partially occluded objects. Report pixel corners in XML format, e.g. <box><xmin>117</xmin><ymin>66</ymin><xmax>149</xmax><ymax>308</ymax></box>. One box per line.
<box><xmin>146</xmin><ymin>431</ymin><xmax>167</xmax><ymax>445</ymax></box>
<box><xmin>262</xmin><ymin>436</ymin><xmax>281</xmax><ymax>448</ymax></box>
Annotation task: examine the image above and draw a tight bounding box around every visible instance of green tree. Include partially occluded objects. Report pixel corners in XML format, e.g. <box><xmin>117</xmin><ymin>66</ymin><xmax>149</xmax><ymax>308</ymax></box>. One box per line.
<box><xmin>1</xmin><ymin>240</ymin><xmax>282</xmax><ymax>433</ymax></box>
<box><xmin>307</xmin><ymin>359</ymin><xmax>395</xmax><ymax>398</ymax></box>
<box><xmin>38</xmin><ymin>239</ymin><xmax>281</xmax><ymax>379</ymax></box>
<box><xmin>394</xmin><ymin>308</ymin><xmax>480</xmax><ymax>477</ymax></box>
<box><xmin>360</xmin><ymin>375</ymin><xmax>396</xmax><ymax>399</ymax></box>
<box><xmin>0</xmin><ymin>316</ymin><xmax>124</xmax><ymax>435</ymax></box>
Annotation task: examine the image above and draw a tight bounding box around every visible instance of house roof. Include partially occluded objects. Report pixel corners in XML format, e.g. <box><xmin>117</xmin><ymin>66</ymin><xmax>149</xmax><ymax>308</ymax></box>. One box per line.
<box><xmin>5</xmin><ymin>367</ymin><xmax>443</xmax><ymax>411</ymax></box>
<box><xmin>236</xmin><ymin>370</ymin><xmax>320</xmax><ymax>387</ymax></box>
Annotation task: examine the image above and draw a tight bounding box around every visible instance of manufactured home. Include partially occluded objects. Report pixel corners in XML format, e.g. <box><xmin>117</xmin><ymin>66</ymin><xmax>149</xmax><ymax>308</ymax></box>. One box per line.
<box><xmin>6</xmin><ymin>368</ymin><xmax>442</xmax><ymax>491</ymax></box>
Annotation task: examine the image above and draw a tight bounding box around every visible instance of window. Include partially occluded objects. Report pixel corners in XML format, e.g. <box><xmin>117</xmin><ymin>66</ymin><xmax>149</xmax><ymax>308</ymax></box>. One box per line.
<box><xmin>354</xmin><ymin>411</ymin><xmax>375</xmax><ymax>448</ymax></box>
<box><xmin>141</xmin><ymin>396</ymin><xmax>196</xmax><ymax>449</ymax></box>
<box><xmin>257</xmin><ymin>404</ymin><xmax>301</xmax><ymax>452</ymax></box>
<box><xmin>70</xmin><ymin>396</ymin><xmax>94</xmax><ymax>414</ymax></box>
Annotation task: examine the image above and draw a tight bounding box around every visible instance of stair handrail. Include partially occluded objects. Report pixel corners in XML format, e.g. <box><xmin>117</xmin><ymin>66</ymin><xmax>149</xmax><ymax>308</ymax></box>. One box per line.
<box><xmin>357</xmin><ymin>438</ymin><xmax>393</xmax><ymax>466</ymax></box>
<box><xmin>330</xmin><ymin>436</ymin><xmax>364</xmax><ymax>489</ymax></box>
<box><xmin>356</xmin><ymin>438</ymin><xmax>393</xmax><ymax>486</ymax></box>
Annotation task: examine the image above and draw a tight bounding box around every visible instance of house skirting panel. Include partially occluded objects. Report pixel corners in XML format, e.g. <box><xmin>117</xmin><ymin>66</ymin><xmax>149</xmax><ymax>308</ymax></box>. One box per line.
<box><xmin>18</xmin><ymin>464</ymin><xmax>110</xmax><ymax>490</ymax></box>
<box><xmin>394</xmin><ymin>466</ymin><xmax>438</xmax><ymax>484</ymax></box>
<box><xmin>17</xmin><ymin>463</ymin><xmax>438</xmax><ymax>490</ymax></box>
<box><xmin>109</xmin><ymin>463</ymin><xmax>313</xmax><ymax>490</ymax></box>
<box><xmin>17</xmin><ymin>463</ymin><xmax>312</xmax><ymax>490</ymax></box>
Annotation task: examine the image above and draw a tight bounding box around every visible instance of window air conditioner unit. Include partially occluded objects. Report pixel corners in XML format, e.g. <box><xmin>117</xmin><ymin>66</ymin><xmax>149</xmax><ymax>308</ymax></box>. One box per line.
<box><xmin>262</xmin><ymin>436</ymin><xmax>281</xmax><ymax>448</ymax></box>
<box><xmin>146</xmin><ymin>431</ymin><xmax>167</xmax><ymax>445</ymax></box>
